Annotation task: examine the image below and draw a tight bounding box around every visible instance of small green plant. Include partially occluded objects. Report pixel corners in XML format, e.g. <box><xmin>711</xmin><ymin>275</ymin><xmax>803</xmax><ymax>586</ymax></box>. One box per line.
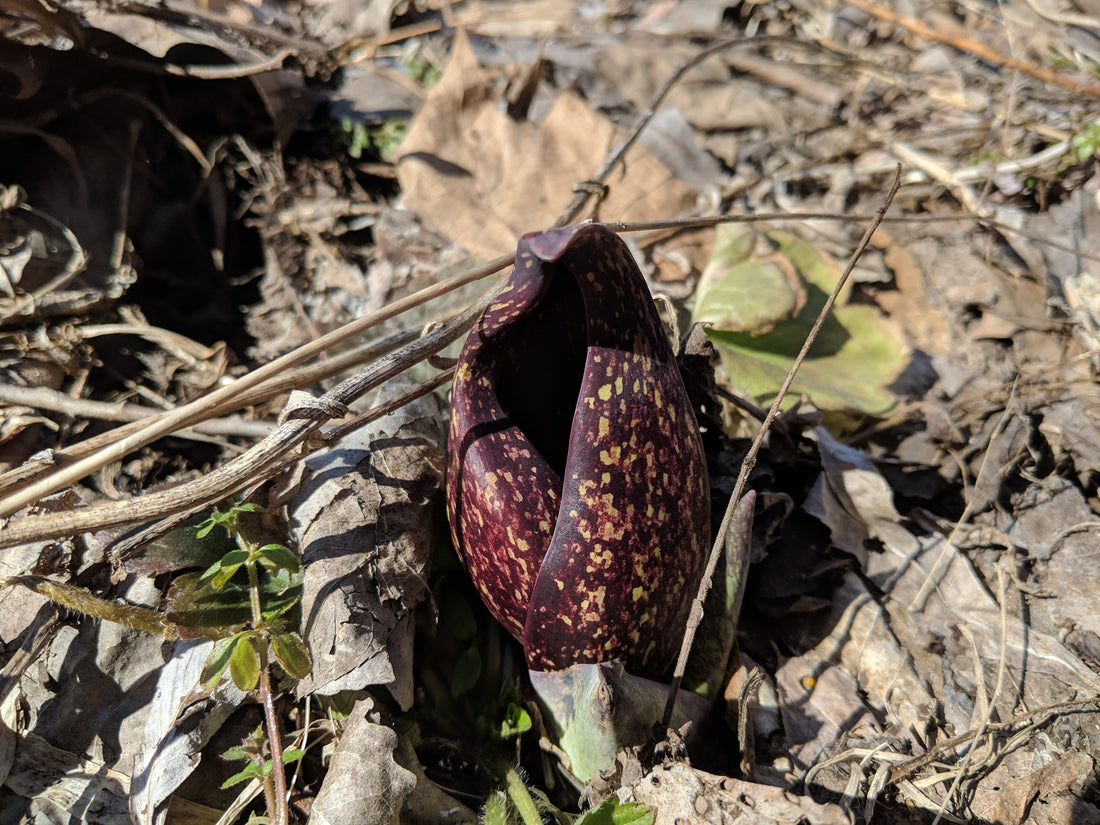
<box><xmin>221</xmin><ymin>726</ymin><xmax>306</xmax><ymax>789</ymax></box>
<box><xmin>189</xmin><ymin>501</ymin><xmax>311</xmax><ymax>825</ymax></box>
<box><xmin>406</xmin><ymin>53</ymin><xmax>441</xmax><ymax>88</ymax></box>
<box><xmin>483</xmin><ymin>767</ymin><xmax>655</xmax><ymax>825</ymax></box>
<box><xmin>1072</xmin><ymin>123</ymin><xmax>1100</xmax><ymax>161</ymax></box>
<box><xmin>0</xmin><ymin>499</ymin><xmax>310</xmax><ymax>825</ymax></box>
<box><xmin>195</xmin><ymin>504</ymin><xmax>310</xmax><ymax>691</ymax></box>
<box><xmin>334</xmin><ymin>116</ymin><xmax>406</xmax><ymax>162</ymax></box>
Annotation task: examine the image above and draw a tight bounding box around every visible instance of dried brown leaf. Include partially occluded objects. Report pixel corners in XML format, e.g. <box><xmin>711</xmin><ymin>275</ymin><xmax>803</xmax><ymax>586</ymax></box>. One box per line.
<box><xmin>395</xmin><ymin>30</ymin><xmax>695</xmax><ymax>259</ymax></box>
<box><xmin>290</xmin><ymin>376</ymin><xmax>444</xmax><ymax>708</ymax></box>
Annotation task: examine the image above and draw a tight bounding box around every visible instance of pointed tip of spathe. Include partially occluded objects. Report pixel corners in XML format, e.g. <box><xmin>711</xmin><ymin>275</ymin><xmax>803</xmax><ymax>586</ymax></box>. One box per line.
<box><xmin>521</xmin><ymin>223</ymin><xmax>615</xmax><ymax>263</ymax></box>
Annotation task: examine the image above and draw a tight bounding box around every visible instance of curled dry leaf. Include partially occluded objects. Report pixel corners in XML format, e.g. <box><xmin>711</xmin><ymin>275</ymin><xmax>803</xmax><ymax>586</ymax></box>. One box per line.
<box><xmin>308</xmin><ymin>698</ymin><xmax>417</xmax><ymax>825</ymax></box>
<box><xmin>130</xmin><ymin>638</ymin><xmax>248</xmax><ymax>825</ymax></box>
<box><xmin>290</xmin><ymin>375</ymin><xmax>444</xmax><ymax>709</ymax></box>
<box><xmin>617</xmin><ymin>761</ymin><xmax>848</xmax><ymax>825</ymax></box>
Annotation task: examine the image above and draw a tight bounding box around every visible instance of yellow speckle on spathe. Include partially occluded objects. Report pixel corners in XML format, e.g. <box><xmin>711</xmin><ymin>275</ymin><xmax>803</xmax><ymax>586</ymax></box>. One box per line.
<box><xmin>599</xmin><ymin>446</ymin><xmax>622</xmax><ymax>465</ymax></box>
<box><xmin>601</xmin><ymin>472</ymin><xmax>611</xmax><ymax>484</ymax></box>
<box><xmin>654</xmin><ymin>389</ymin><xmax>663</xmax><ymax>408</ymax></box>
<box><xmin>516</xmin><ymin>538</ymin><xmax>529</xmax><ymax>552</ymax></box>
<box><xmin>614</xmin><ymin>376</ymin><xmax>623</xmax><ymax>394</ymax></box>
<box><xmin>590</xmin><ymin>586</ymin><xmax>607</xmax><ymax>610</ymax></box>
<box><xmin>556</xmin><ymin>579</ymin><xmax>564</xmax><ymax>590</ymax></box>
<box><xmin>598</xmin><ymin>384</ymin><xmax>612</xmax><ymax>401</ymax></box>
<box><xmin>485</xmin><ymin>471</ymin><xmax>497</xmax><ymax>485</ymax></box>
<box><xmin>646</xmin><ymin>503</ymin><xmax>655</xmax><ymax>517</ymax></box>
<box><xmin>539</xmin><ymin>520</ymin><xmax>551</xmax><ymax>532</ymax></box>
<box><xmin>562</xmin><ymin>616</ymin><xmax>573</xmax><ymax>627</ymax></box>
<box><xmin>599</xmin><ymin>417</ymin><xmax>610</xmax><ymax>438</ymax></box>
<box><xmin>633</xmin><ymin>378</ymin><xmax>640</xmax><ymax>393</ymax></box>
<box><xmin>632</xmin><ymin>586</ymin><xmax>644</xmax><ymax>601</ymax></box>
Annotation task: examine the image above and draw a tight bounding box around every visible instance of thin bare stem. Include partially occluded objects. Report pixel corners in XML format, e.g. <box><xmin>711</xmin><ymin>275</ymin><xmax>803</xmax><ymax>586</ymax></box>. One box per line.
<box><xmin>0</xmin><ymin>289</ymin><xmax>497</xmax><ymax>549</ymax></box>
<box><xmin>242</xmin><ymin>545</ymin><xmax>289</xmax><ymax>825</ymax></box>
<box><xmin>0</xmin><ymin>325</ymin><xmax>421</xmax><ymax>498</ymax></box>
<box><xmin>661</xmin><ymin>166</ymin><xmax>903</xmax><ymax>730</ymax></box>
<box><xmin>0</xmin><ymin>255</ymin><xmax>510</xmax><ymax>518</ymax></box>
<box><xmin>552</xmin><ymin>37</ymin><xmax>743</xmax><ymax>228</ymax></box>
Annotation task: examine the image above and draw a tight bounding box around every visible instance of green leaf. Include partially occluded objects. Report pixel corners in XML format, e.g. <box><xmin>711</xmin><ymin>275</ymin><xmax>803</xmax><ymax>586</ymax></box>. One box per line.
<box><xmin>211</xmin><ymin>565</ymin><xmax>243</xmax><ymax>590</ymax></box>
<box><xmin>201</xmin><ymin>549</ymin><xmax>250</xmax><ymax>590</ymax></box>
<box><xmin>221</xmin><ymin>760</ymin><xmax>271</xmax><ymax>789</ymax></box>
<box><xmin>270</xmin><ymin>631</ymin><xmax>312</xmax><ymax>679</ymax></box>
<box><xmin>281</xmin><ymin>748</ymin><xmax>305</xmax><ymax>764</ymax></box>
<box><xmin>498</xmin><ymin>702</ymin><xmax>532</xmax><ymax>739</ymax></box>
<box><xmin>201</xmin><ymin>633</ymin><xmax>241</xmax><ymax>690</ymax></box>
<box><xmin>229</xmin><ymin>636</ymin><xmax>261</xmax><ymax>691</ymax></box>
<box><xmin>694</xmin><ymin>223</ymin><xmax>803</xmax><ymax>334</ymax></box>
<box><xmin>450</xmin><ymin>645</ymin><xmax>481</xmax><ymax>697</ymax></box>
<box><xmin>577</xmin><ymin>796</ymin><xmax>655</xmax><ymax>825</ymax></box>
<box><xmin>263</xmin><ymin>567</ymin><xmax>296</xmax><ymax>598</ymax></box>
<box><xmin>220</xmin><ymin>743</ymin><xmax>252</xmax><ymax>762</ymax></box>
<box><xmin>694</xmin><ymin>228</ymin><xmax>907</xmax><ymax>420</ymax></box>
<box><xmin>257</xmin><ymin>544</ymin><xmax>300</xmax><ymax>574</ymax></box>
<box><xmin>167</xmin><ymin>567</ymin><xmax>302</xmax><ymax>640</ymax></box>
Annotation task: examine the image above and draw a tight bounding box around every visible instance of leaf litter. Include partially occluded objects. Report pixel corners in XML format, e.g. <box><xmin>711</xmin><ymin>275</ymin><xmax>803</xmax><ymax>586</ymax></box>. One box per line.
<box><xmin>0</xmin><ymin>1</ymin><xmax>1098</xmax><ymax>824</ymax></box>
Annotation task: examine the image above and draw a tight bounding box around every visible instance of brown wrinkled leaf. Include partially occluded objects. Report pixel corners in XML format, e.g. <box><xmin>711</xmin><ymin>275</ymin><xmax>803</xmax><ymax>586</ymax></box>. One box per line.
<box><xmin>309</xmin><ymin>698</ymin><xmax>416</xmax><ymax>825</ymax></box>
<box><xmin>395</xmin><ymin>30</ymin><xmax>696</xmax><ymax>259</ymax></box>
<box><xmin>290</xmin><ymin>376</ymin><xmax>444</xmax><ymax>709</ymax></box>
<box><xmin>620</xmin><ymin>761</ymin><xmax>848</xmax><ymax>825</ymax></box>
<box><xmin>986</xmin><ymin>752</ymin><xmax>1097</xmax><ymax>824</ymax></box>
<box><xmin>806</xmin><ymin>428</ymin><xmax>1100</xmax><ymax>750</ymax></box>
<box><xmin>130</xmin><ymin>639</ymin><xmax>247</xmax><ymax>825</ymax></box>
<box><xmin>773</xmin><ymin>643</ymin><xmax>882</xmax><ymax>772</ymax></box>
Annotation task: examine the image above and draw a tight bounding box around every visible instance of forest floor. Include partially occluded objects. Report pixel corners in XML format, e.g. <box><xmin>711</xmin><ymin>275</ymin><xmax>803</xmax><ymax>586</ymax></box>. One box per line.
<box><xmin>0</xmin><ymin>1</ymin><xmax>1099</xmax><ymax>823</ymax></box>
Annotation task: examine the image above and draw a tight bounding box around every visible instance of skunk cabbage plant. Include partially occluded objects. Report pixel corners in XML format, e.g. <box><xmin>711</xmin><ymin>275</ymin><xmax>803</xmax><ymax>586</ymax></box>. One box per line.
<box><xmin>444</xmin><ymin>224</ymin><xmax>754</xmax><ymax>781</ymax></box>
<box><xmin>446</xmin><ymin>223</ymin><xmax>710</xmax><ymax>677</ymax></box>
